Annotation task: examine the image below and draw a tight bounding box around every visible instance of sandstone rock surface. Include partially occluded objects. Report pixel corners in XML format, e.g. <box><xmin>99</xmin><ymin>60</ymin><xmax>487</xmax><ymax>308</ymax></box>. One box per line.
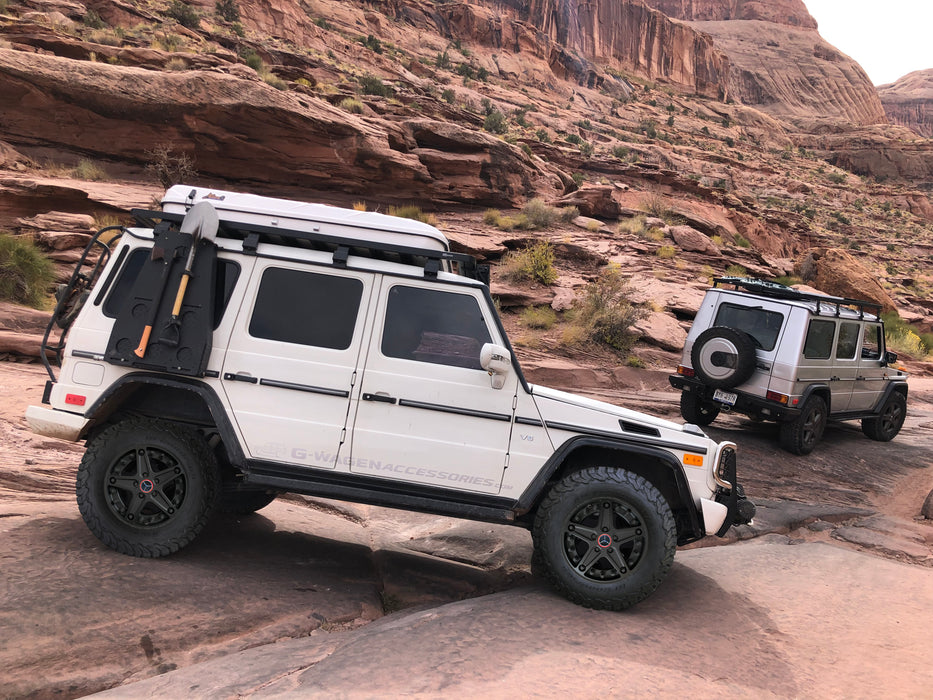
<box><xmin>796</xmin><ymin>247</ymin><xmax>897</xmax><ymax>313</ymax></box>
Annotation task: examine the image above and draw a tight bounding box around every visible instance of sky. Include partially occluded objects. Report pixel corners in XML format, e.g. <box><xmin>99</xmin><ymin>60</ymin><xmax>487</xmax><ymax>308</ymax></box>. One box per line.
<box><xmin>803</xmin><ymin>0</ymin><xmax>933</xmax><ymax>85</ymax></box>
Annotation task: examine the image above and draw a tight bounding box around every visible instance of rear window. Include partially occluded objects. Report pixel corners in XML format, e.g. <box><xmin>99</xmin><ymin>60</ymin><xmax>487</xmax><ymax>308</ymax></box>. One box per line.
<box><xmin>714</xmin><ymin>303</ymin><xmax>783</xmax><ymax>351</ymax></box>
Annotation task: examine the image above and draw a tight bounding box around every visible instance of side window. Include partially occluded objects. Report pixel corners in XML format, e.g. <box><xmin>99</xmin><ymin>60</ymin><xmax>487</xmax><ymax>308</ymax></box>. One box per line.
<box><xmin>381</xmin><ymin>285</ymin><xmax>492</xmax><ymax>370</ymax></box>
<box><xmin>714</xmin><ymin>303</ymin><xmax>784</xmax><ymax>351</ymax></box>
<box><xmin>803</xmin><ymin>319</ymin><xmax>835</xmax><ymax>359</ymax></box>
<box><xmin>861</xmin><ymin>324</ymin><xmax>882</xmax><ymax>360</ymax></box>
<box><xmin>836</xmin><ymin>322</ymin><xmax>860</xmax><ymax>359</ymax></box>
<box><xmin>249</xmin><ymin>268</ymin><xmax>363</xmax><ymax>350</ymax></box>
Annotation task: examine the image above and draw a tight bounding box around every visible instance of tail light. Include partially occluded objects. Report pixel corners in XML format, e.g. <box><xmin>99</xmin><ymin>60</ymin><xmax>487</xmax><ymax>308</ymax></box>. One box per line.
<box><xmin>677</xmin><ymin>365</ymin><xmax>695</xmax><ymax>378</ymax></box>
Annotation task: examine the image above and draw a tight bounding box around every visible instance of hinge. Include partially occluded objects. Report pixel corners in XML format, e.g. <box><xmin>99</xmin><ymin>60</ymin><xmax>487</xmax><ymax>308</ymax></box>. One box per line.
<box><xmin>350</xmin><ymin>371</ymin><xmax>357</xmax><ymax>386</ymax></box>
<box><xmin>504</xmin><ymin>454</ymin><xmax>510</xmax><ymax>468</ymax></box>
<box><xmin>512</xmin><ymin>394</ymin><xmax>518</xmax><ymax>410</ymax></box>
<box><xmin>339</xmin><ymin>428</ymin><xmax>346</xmax><ymax>444</ymax></box>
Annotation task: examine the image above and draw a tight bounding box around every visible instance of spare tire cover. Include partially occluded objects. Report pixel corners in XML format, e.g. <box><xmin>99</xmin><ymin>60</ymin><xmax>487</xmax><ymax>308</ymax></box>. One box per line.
<box><xmin>690</xmin><ymin>326</ymin><xmax>757</xmax><ymax>389</ymax></box>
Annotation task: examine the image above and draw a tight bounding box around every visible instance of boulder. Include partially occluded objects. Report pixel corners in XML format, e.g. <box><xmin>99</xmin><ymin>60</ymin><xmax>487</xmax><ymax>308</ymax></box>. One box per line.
<box><xmin>625</xmin><ymin>274</ymin><xmax>707</xmax><ymax>316</ymax></box>
<box><xmin>668</xmin><ymin>225</ymin><xmax>720</xmax><ymax>255</ymax></box>
<box><xmin>489</xmin><ymin>281</ymin><xmax>556</xmax><ymax>309</ymax></box>
<box><xmin>633</xmin><ymin>311</ymin><xmax>688</xmax><ymax>352</ymax></box>
<box><xmin>795</xmin><ymin>248</ymin><xmax>897</xmax><ymax>313</ymax></box>
<box><xmin>555</xmin><ymin>186</ymin><xmax>620</xmax><ymax>218</ymax></box>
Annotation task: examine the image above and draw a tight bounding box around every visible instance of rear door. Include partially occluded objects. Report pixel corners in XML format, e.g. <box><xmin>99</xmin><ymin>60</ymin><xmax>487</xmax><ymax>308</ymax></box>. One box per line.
<box><xmin>220</xmin><ymin>261</ymin><xmax>374</xmax><ymax>467</ymax></box>
<box><xmin>850</xmin><ymin>322</ymin><xmax>887</xmax><ymax>411</ymax></box>
<box><xmin>347</xmin><ymin>278</ymin><xmax>516</xmax><ymax>495</ymax></box>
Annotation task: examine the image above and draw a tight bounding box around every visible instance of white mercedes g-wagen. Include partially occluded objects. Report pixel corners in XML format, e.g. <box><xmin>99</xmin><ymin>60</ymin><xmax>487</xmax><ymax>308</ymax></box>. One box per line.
<box><xmin>27</xmin><ymin>186</ymin><xmax>754</xmax><ymax>610</ymax></box>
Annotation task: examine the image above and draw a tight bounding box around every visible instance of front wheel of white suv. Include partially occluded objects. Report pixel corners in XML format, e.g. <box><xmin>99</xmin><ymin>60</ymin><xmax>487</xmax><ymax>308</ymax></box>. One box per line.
<box><xmin>532</xmin><ymin>467</ymin><xmax>676</xmax><ymax>610</ymax></box>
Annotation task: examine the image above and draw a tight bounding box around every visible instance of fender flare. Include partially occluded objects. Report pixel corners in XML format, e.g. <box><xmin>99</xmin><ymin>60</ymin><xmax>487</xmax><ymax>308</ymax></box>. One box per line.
<box><xmin>515</xmin><ymin>435</ymin><xmax>704</xmax><ymax>542</ymax></box>
<box><xmin>85</xmin><ymin>372</ymin><xmax>246</xmax><ymax>465</ymax></box>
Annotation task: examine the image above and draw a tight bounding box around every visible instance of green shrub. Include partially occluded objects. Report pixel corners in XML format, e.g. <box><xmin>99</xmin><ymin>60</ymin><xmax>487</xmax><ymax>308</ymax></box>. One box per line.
<box><xmin>83</xmin><ymin>9</ymin><xmax>107</xmax><ymax>28</ymax></box>
<box><xmin>441</xmin><ymin>88</ymin><xmax>456</xmax><ymax>104</ymax></box>
<box><xmin>359</xmin><ymin>74</ymin><xmax>392</xmax><ymax>97</ymax></box>
<box><xmin>733</xmin><ymin>233</ymin><xmax>751</xmax><ymax>248</ymax></box>
<box><xmin>388</xmin><ymin>205</ymin><xmax>437</xmax><ymax>226</ymax></box>
<box><xmin>483</xmin><ymin>110</ymin><xmax>507</xmax><ymax>134</ymax></box>
<box><xmin>521</xmin><ymin>305</ymin><xmax>557</xmax><ymax>329</ymax></box>
<box><xmin>338</xmin><ymin>98</ymin><xmax>364</xmax><ymax>113</ymax></box>
<box><xmin>167</xmin><ymin>0</ymin><xmax>200</xmax><ymax>29</ymax></box>
<box><xmin>164</xmin><ymin>57</ymin><xmax>188</xmax><ymax>71</ymax></box>
<box><xmin>261</xmin><ymin>72</ymin><xmax>288</xmax><ymax>90</ymax></box>
<box><xmin>522</xmin><ymin>198</ymin><xmax>557</xmax><ymax>229</ymax></box>
<box><xmin>476</xmin><ymin>66</ymin><xmax>489</xmax><ymax>81</ymax></box>
<box><xmin>241</xmin><ymin>49</ymin><xmax>263</xmax><ymax>72</ymax></box>
<box><xmin>882</xmin><ymin>312</ymin><xmax>932</xmax><ymax>358</ymax></box>
<box><xmin>0</xmin><ymin>233</ymin><xmax>55</xmax><ymax>309</ymax></box>
<box><xmin>435</xmin><ymin>51</ymin><xmax>451</xmax><ymax>69</ymax></box>
<box><xmin>501</xmin><ymin>241</ymin><xmax>557</xmax><ymax>285</ymax></box>
<box><xmin>483</xmin><ymin>209</ymin><xmax>502</xmax><ymax>226</ymax></box>
<box><xmin>827</xmin><ymin>171</ymin><xmax>846</xmax><ymax>184</ymax></box>
<box><xmin>565</xmin><ymin>133</ymin><xmax>582</xmax><ymax>145</ymax></box>
<box><xmin>617</xmin><ymin>215</ymin><xmax>646</xmax><ymax>236</ymax></box>
<box><xmin>536</xmin><ymin>128</ymin><xmax>551</xmax><ymax>143</ymax></box>
<box><xmin>567</xmin><ymin>267</ymin><xmax>644</xmax><ymax>352</ymax></box>
<box><xmin>360</xmin><ymin>34</ymin><xmax>383</xmax><ymax>53</ymax></box>
<box><xmin>558</xmin><ymin>206</ymin><xmax>579</xmax><ymax>223</ymax></box>
<box><xmin>656</xmin><ymin>245</ymin><xmax>676</xmax><ymax>259</ymax></box>
<box><xmin>215</xmin><ymin>0</ymin><xmax>239</xmax><ymax>22</ymax></box>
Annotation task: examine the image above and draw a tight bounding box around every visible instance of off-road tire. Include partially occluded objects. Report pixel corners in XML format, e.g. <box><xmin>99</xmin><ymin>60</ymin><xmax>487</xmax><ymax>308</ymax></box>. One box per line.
<box><xmin>691</xmin><ymin>326</ymin><xmax>757</xmax><ymax>389</ymax></box>
<box><xmin>532</xmin><ymin>467</ymin><xmax>676</xmax><ymax>611</ymax></box>
<box><xmin>76</xmin><ymin>417</ymin><xmax>220</xmax><ymax>557</ymax></box>
<box><xmin>679</xmin><ymin>390</ymin><xmax>720</xmax><ymax>426</ymax></box>
<box><xmin>220</xmin><ymin>490</ymin><xmax>277</xmax><ymax>515</ymax></box>
<box><xmin>861</xmin><ymin>391</ymin><xmax>907</xmax><ymax>442</ymax></box>
<box><xmin>778</xmin><ymin>394</ymin><xmax>827</xmax><ymax>455</ymax></box>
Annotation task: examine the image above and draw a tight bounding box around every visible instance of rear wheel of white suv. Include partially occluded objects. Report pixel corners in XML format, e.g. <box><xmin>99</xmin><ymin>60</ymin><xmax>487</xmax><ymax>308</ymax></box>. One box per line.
<box><xmin>76</xmin><ymin>418</ymin><xmax>220</xmax><ymax>557</ymax></box>
<box><xmin>532</xmin><ymin>467</ymin><xmax>676</xmax><ymax>610</ymax></box>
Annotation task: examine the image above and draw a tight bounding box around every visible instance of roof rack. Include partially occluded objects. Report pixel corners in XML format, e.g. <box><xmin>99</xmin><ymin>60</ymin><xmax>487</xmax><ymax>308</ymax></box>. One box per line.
<box><xmin>131</xmin><ymin>209</ymin><xmax>488</xmax><ymax>284</ymax></box>
<box><xmin>712</xmin><ymin>276</ymin><xmax>882</xmax><ymax>319</ymax></box>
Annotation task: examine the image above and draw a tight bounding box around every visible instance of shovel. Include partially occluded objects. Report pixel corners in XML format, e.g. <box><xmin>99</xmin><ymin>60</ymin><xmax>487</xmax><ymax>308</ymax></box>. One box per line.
<box><xmin>133</xmin><ymin>245</ymin><xmax>181</xmax><ymax>358</ymax></box>
<box><xmin>160</xmin><ymin>201</ymin><xmax>220</xmax><ymax>347</ymax></box>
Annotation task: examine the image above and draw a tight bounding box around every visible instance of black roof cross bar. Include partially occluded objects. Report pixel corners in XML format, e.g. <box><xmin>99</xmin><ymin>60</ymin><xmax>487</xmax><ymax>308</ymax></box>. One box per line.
<box><xmin>131</xmin><ymin>209</ymin><xmax>484</xmax><ymax>282</ymax></box>
<box><xmin>712</xmin><ymin>276</ymin><xmax>882</xmax><ymax>319</ymax></box>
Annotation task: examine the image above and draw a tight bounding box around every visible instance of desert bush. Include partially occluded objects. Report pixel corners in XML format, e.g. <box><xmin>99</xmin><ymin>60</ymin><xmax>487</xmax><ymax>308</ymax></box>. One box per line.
<box><xmin>535</xmin><ymin>128</ymin><xmax>551</xmax><ymax>143</ymax></box>
<box><xmin>72</xmin><ymin>159</ymin><xmax>109</xmax><ymax>181</ymax></box>
<box><xmin>501</xmin><ymin>241</ymin><xmax>557</xmax><ymax>285</ymax></box>
<box><xmin>483</xmin><ymin>209</ymin><xmax>502</xmax><ymax>226</ymax></box>
<box><xmin>483</xmin><ymin>110</ymin><xmax>507</xmax><ymax>134</ymax></box>
<box><xmin>655</xmin><ymin>245</ymin><xmax>676</xmax><ymax>259</ymax></box>
<box><xmin>558</xmin><ymin>206</ymin><xmax>579</xmax><ymax>223</ymax></box>
<box><xmin>338</xmin><ymin>98</ymin><xmax>364</xmax><ymax>113</ymax></box>
<box><xmin>164</xmin><ymin>57</ymin><xmax>188</xmax><ymax>71</ymax></box>
<box><xmin>770</xmin><ymin>275</ymin><xmax>802</xmax><ymax>287</ymax></box>
<box><xmin>359</xmin><ymin>74</ymin><xmax>392</xmax><ymax>97</ymax></box>
<box><xmin>83</xmin><ymin>9</ymin><xmax>107</xmax><ymax>28</ymax></box>
<box><xmin>827</xmin><ymin>171</ymin><xmax>846</xmax><ymax>184</ymax></box>
<box><xmin>724</xmin><ymin>263</ymin><xmax>747</xmax><ymax>277</ymax></box>
<box><xmin>522</xmin><ymin>198</ymin><xmax>557</xmax><ymax>229</ymax></box>
<box><xmin>882</xmin><ymin>312</ymin><xmax>931</xmax><ymax>358</ymax></box>
<box><xmin>586</xmin><ymin>219</ymin><xmax>601</xmax><ymax>232</ymax></box>
<box><xmin>167</xmin><ymin>0</ymin><xmax>200</xmax><ymax>29</ymax></box>
<box><xmin>617</xmin><ymin>215</ymin><xmax>647</xmax><ymax>236</ymax></box>
<box><xmin>612</xmin><ymin>145</ymin><xmax>629</xmax><ymax>159</ymax></box>
<box><xmin>215</xmin><ymin>0</ymin><xmax>239</xmax><ymax>22</ymax></box>
<box><xmin>352</xmin><ymin>202</ymin><xmax>367</xmax><ymax>211</ymax></box>
<box><xmin>566</xmin><ymin>267</ymin><xmax>644</xmax><ymax>352</ymax></box>
<box><xmin>0</xmin><ymin>233</ymin><xmax>55</xmax><ymax>309</ymax></box>
<box><xmin>388</xmin><ymin>205</ymin><xmax>437</xmax><ymax>226</ymax></box>
<box><xmin>145</xmin><ymin>145</ymin><xmax>196</xmax><ymax>188</ymax></box>
<box><xmin>521</xmin><ymin>305</ymin><xmax>557</xmax><ymax>329</ymax></box>
<box><xmin>733</xmin><ymin>233</ymin><xmax>751</xmax><ymax>248</ymax></box>
<box><xmin>441</xmin><ymin>88</ymin><xmax>456</xmax><ymax>104</ymax></box>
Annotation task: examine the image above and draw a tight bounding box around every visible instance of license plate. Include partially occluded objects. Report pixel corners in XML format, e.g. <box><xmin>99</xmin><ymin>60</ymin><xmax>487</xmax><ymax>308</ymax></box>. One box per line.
<box><xmin>713</xmin><ymin>389</ymin><xmax>738</xmax><ymax>406</ymax></box>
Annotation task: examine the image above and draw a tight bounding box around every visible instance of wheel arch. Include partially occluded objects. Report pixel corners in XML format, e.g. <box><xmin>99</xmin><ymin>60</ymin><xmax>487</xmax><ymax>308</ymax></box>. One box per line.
<box><xmin>517</xmin><ymin>437</ymin><xmax>705</xmax><ymax>545</ymax></box>
<box><xmin>798</xmin><ymin>384</ymin><xmax>831</xmax><ymax>415</ymax></box>
<box><xmin>85</xmin><ymin>372</ymin><xmax>246</xmax><ymax>466</ymax></box>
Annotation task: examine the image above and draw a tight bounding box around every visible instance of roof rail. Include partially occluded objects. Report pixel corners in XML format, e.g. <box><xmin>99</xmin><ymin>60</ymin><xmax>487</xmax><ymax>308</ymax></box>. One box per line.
<box><xmin>131</xmin><ymin>209</ymin><xmax>488</xmax><ymax>284</ymax></box>
<box><xmin>712</xmin><ymin>276</ymin><xmax>882</xmax><ymax>319</ymax></box>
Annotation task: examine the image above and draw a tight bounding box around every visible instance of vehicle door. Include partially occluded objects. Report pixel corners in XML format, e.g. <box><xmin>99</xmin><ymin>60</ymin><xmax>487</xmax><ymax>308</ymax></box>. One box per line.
<box><xmin>347</xmin><ymin>278</ymin><xmax>516</xmax><ymax>495</ymax></box>
<box><xmin>220</xmin><ymin>260</ymin><xmax>374</xmax><ymax>468</ymax></box>
<box><xmin>850</xmin><ymin>322</ymin><xmax>887</xmax><ymax>411</ymax></box>
<box><xmin>798</xmin><ymin>318</ymin><xmax>852</xmax><ymax>412</ymax></box>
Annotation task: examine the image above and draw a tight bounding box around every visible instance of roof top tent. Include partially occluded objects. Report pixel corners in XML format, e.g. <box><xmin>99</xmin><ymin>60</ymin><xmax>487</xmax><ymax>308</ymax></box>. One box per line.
<box><xmin>161</xmin><ymin>185</ymin><xmax>451</xmax><ymax>253</ymax></box>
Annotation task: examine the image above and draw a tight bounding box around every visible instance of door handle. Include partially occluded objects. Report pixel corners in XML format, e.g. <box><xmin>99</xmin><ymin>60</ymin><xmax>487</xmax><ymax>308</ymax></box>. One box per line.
<box><xmin>362</xmin><ymin>392</ymin><xmax>397</xmax><ymax>404</ymax></box>
<box><xmin>223</xmin><ymin>372</ymin><xmax>258</xmax><ymax>384</ymax></box>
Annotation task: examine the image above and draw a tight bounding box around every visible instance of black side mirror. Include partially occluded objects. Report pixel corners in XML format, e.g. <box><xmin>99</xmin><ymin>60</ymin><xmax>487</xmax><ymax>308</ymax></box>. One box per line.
<box><xmin>884</xmin><ymin>350</ymin><xmax>898</xmax><ymax>366</ymax></box>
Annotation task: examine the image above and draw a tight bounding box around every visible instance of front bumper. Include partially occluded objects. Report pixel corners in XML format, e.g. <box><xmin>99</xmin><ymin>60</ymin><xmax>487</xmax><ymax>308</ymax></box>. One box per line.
<box><xmin>669</xmin><ymin>374</ymin><xmax>800</xmax><ymax>422</ymax></box>
<box><xmin>711</xmin><ymin>444</ymin><xmax>755</xmax><ymax>536</ymax></box>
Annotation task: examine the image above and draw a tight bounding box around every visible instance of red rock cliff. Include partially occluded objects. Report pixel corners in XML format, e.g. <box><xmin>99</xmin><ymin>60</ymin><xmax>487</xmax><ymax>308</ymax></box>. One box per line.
<box><xmin>878</xmin><ymin>70</ymin><xmax>933</xmax><ymax>139</ymax></box>
<box><xmin>642</xmin><ymin>0</ymin><xmax>816</xmax><ymax>28</ymax></box>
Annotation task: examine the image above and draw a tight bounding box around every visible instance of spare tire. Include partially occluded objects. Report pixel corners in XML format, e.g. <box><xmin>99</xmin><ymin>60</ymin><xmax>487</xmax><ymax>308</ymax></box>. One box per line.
<box><xmin>690</xmin><ymin>326</ymin><xmax>757</xmax><ymax>389</ymax></box>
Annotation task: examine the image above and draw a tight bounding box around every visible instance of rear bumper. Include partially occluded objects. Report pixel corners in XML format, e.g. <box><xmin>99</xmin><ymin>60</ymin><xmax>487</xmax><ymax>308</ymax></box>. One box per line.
<box><xmin>669</xmin><ymin>374</ymin><xmax>800</xmax><ymax>422</ymax></box>
<box><xmin>25</xmin><ymin>405</ymin><xmax>88</xmax><ymax>442</ymax></box>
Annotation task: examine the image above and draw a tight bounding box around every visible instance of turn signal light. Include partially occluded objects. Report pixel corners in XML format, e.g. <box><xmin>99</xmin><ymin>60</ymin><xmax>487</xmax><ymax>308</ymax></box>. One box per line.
<box><xmin>683</xmin><ymin>454</ymin><xmax>704</xmax><ymax>467</ymax></box>
<box><xmin>765</xmin><ymin>390</ymin><xmax>788</xmax><ymax>405</ymax></box>
<box><xmin>677</xmin><ymin>365</ymin><xmax>695</xmax><ymax>377</ymax></box>
<box><xmin>65</xmin><ymin>393</ymin><xmax>86</xmax><ymax>406</ymax></box>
